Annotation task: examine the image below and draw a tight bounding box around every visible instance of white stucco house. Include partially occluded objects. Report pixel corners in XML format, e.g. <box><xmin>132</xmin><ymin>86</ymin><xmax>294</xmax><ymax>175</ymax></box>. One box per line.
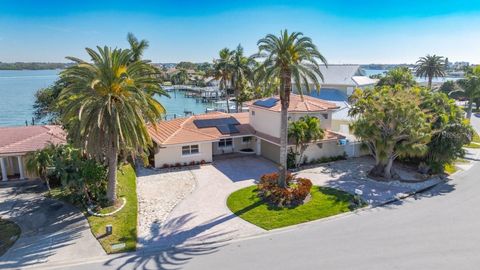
<box><xmin>148</xmin><ymin>94</ymin><xmax>360</xmax><ymax>167</ymax></box>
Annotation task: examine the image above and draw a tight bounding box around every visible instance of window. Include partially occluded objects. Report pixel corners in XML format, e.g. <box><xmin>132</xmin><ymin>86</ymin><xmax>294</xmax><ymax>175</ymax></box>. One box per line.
<box><xmin>219</xmin><ymin>138</ymin><xmax>233</xmax><ymax>148</ymax></box>
<box><xmin>251</xmin><ymin>110</ymin><xmax>255</xmax><ymax>116</ymax></box>
<box><xmin>242</xmin><ymin>136</ymin><xmax>252</xmax><ymax>144</ymax></box>
<box><xmin>322</xmin><ymin>114</ymin><xmax>328</xmax><ymax>119</ymax></box>
<box><xmin>182</xmin><ymin>145</ymin><xmax>199</xmax><ymax>155</ymax></box>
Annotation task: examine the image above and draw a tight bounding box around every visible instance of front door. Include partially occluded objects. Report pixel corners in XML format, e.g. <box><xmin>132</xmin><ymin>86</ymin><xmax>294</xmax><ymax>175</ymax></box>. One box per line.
<box><xmin>217</xmin><ymin>138</ymin><xmax>234</xmax><ymax>154</ymax></box>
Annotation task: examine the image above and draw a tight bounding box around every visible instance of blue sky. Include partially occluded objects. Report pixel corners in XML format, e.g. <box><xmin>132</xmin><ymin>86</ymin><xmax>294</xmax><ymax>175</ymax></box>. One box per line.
<box><xmin>1</xmin><ymin>0</ymin><xmax>480</xmax><ymax>64</ymax></box>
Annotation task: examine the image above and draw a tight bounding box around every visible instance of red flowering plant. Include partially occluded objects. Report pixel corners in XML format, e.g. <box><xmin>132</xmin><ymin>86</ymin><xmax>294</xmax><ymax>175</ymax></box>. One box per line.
<box><xmin>257</xmin><ymin>172</ymin><xmax>312</xmax><ymax>207</ymax></box>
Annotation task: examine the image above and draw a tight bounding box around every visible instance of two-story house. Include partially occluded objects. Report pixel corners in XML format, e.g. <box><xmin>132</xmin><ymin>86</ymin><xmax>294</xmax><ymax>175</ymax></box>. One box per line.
<box><xmin>148</xmin><ymin>94</ymin><xmax>349</xmax><ymax>168</ymax></box>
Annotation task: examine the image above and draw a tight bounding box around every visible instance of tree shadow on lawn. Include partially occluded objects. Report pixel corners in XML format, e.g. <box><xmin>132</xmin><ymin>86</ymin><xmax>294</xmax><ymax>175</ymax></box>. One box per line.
<box><xmin>0</xmin><ymin>181</ymin><xmax>93</xmax><ymax>269</ymax></box>
<box><xmin>106</xmin><ymin>213</ymin><xmax>237</xmax><ymax>270</ymax></box>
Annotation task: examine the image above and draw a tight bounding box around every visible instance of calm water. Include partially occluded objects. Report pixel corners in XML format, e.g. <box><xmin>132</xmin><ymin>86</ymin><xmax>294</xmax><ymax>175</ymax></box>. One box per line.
<box><xmin>0</xmin><ymin>70</ymin><xmax>213</xmax><ymax>127</ymax></box>
<box><xmin>0</xmin><ymin>69</ymin><xmax>463</xmax><ymax>127</ymax></box>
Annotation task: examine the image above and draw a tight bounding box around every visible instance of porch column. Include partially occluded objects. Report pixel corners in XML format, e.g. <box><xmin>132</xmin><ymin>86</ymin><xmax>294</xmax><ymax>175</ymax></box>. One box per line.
<box><xmin>256</xmin><ymin>138</ymin><xmax>261</xmax><ymax>155</ymax></box>
<box><xmin>17</xmin><ymin>156</ymin><xmax>25</xmax><ymax>180</ymax></box>
<box><xmin>0</xmin><ymin>157</ymin><xmax>8</xmax><ymax>181</ymax></box>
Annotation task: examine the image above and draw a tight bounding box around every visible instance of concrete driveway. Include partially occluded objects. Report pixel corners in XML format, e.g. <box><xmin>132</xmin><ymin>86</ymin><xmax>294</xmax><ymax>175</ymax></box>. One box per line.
<box><xmin>138</xmin><ymin>156</ymin><xmax>277</xmax><ymax>250</ymax></box>
<box><xmin>0</xmin><ymin>180</ymin><xmax>105</xmax><ymax>269</ymax></box>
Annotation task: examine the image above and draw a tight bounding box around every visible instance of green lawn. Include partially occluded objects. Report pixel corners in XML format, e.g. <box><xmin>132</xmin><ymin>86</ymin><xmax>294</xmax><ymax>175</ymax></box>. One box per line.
<box><xmin>227</xmin><ymin>185</ymin><xmax>360</xmax><ymax>230</ymax></box>
<box><xmin>444</xmin><ymin>163</ymin><xmax>457</xmax><ymax>175</ymax></box>
<box><xmin>473</xmin><ymin>131</ymin><xmax>480</xmax><ymax>143</ymax></box>
<box><xmin>50</xmin><ymin>163</ymin><xmax>137</xmax><ymax>254</ymax></box>
<box><xmin>0</xmin><ymin>219</ymin><xmax>21</xmax><ymax>256</ymax></box>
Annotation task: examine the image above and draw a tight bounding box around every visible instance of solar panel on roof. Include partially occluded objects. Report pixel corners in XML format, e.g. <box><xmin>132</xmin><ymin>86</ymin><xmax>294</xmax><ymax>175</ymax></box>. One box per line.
<box><xmin>193</xmin><ymin>117</ymin><xmax>240</xmax><ymax>128</ymax></box>
<box><xmin>253</xmin><ymin>98</ymin><xmax>278</xmax><ymax>108</ymax></box>
<box><xmin>217</xmin><ymin>124</ymin><xmax>239</xmax><ymax>134</ymax></box>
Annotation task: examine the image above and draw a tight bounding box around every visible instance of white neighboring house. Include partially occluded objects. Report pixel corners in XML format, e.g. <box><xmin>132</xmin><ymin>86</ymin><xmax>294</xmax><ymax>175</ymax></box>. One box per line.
<box><xmin>148</xmin><ymin>94</ymin><xmax>361</xmax><ymax>168</ymax></box>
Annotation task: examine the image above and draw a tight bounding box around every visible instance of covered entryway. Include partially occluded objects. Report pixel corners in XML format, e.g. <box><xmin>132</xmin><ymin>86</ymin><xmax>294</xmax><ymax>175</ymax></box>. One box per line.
<box><xmin>260</xmin><ymin>139</ymin><xmax>280</xmax><ymax>164</ymax></box>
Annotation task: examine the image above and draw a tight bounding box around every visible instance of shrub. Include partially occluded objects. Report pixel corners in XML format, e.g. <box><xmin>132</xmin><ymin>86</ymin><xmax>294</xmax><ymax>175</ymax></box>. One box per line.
<box><xmin>189</xmin><ymin>161</ymin><xmax>195</xmax><ymax>166</ymax></box>
<box><xmin>257</xmin><ymin>173</ymin><xmax>312</xmax><ymax>207</ymax></box>
<box><xmin>200</xmin><ymin>160</ymin><xmax>206</xmax><ymax>165</ymax></box>
<box><xmin>175</xmin><ymin>162</ymin><xmax>181</xmax><ymax>167</ymax></box>
<box><xmin>162</xmin><ymin>163</ymin><xmax>170</xmax><ymax>168</ymax></box>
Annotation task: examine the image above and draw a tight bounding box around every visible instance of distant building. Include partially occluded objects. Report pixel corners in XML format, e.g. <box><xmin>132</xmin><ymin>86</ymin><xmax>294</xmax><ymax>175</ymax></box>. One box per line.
<box><xmin>293</xmin><ymin>64</ymin><xmax>378</xmax><ymax>99</ymax></box>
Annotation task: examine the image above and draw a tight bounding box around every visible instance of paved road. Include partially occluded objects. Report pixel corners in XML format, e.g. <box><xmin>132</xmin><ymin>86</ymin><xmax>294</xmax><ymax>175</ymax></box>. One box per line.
<box><xmin>0</xmin><ymin>181</ymin><xmax>105</xmax><ymax>269</ymax></box>
<box><xmin>35</xmin><ymin>117</ymin><xmax>480</xmax><ymax>270</ymax></box>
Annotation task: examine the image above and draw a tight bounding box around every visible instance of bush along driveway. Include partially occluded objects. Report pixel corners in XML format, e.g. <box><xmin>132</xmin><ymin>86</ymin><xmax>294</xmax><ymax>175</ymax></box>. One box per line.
<box><xmin>50</xmin><ymin>163</ymin><xmax>138</xmax><ymax>254</ymax></box>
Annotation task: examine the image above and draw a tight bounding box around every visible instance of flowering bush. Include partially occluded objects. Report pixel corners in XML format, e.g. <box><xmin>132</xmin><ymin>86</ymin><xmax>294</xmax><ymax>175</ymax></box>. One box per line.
<box><xmin>257</xmin><ymin>173</ymin><xmax>312</xmax><ymax>207</ymax></box>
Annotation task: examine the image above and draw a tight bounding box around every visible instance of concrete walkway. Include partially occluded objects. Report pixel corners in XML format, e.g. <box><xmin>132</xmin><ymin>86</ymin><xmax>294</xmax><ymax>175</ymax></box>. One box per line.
<box><xmin>0</xmin><ymin>181</ymin><xmax>105</xmax><ymax>269</ymax></box>
<box><xmin>296</xmin><ymin>156</ymin><xmax>444</xmax><ymax>206</ymax></box>
<box><xmin>138</xmin><ymin>156</ymin><xmax>277</xmax><ymax>250</ymax></box>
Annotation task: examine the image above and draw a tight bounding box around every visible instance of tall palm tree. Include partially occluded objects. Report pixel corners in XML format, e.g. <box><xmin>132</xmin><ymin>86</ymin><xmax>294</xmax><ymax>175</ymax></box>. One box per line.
<box><xmin>127</xmin><ymin>32</ymin><xmax>150</xmax><ymax>62</ymax></box>
<box><xmin>231</xmin><ymin>44</ymin><xmax>254</xmax><ymax>111</ymax></box>
<box><xmin>59</xmin><ymin>46</ymin><xmax>167</xmax><ymax>204</ymax></box>
<box><xmin>214</xmin><ymin>48</ymin><xmax>234</xmax><ymax>112</ymax></box>
<box><xmin>415</xmin><ymin>54</ymin><xmax>446</xmax><ymax>89</ymax></box>
<box><xmin>255</xmin><ymin>30</ymin><xmax>327</xmax><ymax>187</ymax></box>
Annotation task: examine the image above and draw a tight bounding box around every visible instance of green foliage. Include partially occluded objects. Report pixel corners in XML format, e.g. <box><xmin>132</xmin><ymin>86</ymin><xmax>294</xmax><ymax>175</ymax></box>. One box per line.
<box><xmin>171</xmin><ymin>69</ymin><xmax>189</xmax><ymax>85</ymax></box>
<box><xmin>59</xmin><ymin>46</ymin><xmax>167</xmax><ymax>203</ymax></box>
<box><xmin>127</xmin><ymin>33</ymin><xmax>149</xmax><ymax>62</ymax></box>
<box><xmin>227</xmin><ymin>185</ymin><xmax>359</xmax><ymax>230</ymax></box>
<box><xmin>376</xmin><ymin>67</ymin><xmax>416</xmax><ymax>88</ymax></box>
<box><xmin>415</xmin><ymin>54</ymin><xmax>446</xmax><ymax>88</ymax></box>
<box><xmin>349</xmin><ymin>86</ymin><xmax>432</xmax><ymax>179</ymax></box>
<box><xmin>51</xmin><ymin>145</ymin><xmax>108</xmax><ymax>205</ymax></box>
<box><xmin>0</xmin><ymin>62</ymin><xmax>69</xmax><ymax>70</ymax></box>
<box><xmin>254</xmin><ymin>30</ymin><xmax>327</xmax><ymax>187</ymax></box>
<box><xmin>419</xmin><ymin>90</ymin><xmax>473</xmax><ymax>172</ymax></box>
<box><xmin>288</xmin><ymin>116</ymin><xmax>324</xmax><ymax>167</ymax></box>
<box><xmin>86</xmin><ymin>164</ymin><xmax>138</xmax><ymax>253</ymax></box>
<box><xmin>176</xmin><ymin>61</ymin><xmax>197</xmax><ymax>70</ymax></box>
<box><xmin>33</xmin><ymin>79</ymin><xmax>67</xmax><ymax>124</ymax></box>
<box><xmin>454</xmin><ymin>69</ymin><xmax>480</xmax><ymax>119</ymax></box>
<box><xmin>257</xmin><ymin>173</ymin><xmax>312</xmax><ymax>207</ymax></box>
<box><xmin>25</xmin><ymin>145</ymin><xmax>55</xmax><ymax>190</ymax></box>
<box><xmin>439</xmin><ymin>80</ymin><xmax>462</xmax><ymax>99</ymax></box>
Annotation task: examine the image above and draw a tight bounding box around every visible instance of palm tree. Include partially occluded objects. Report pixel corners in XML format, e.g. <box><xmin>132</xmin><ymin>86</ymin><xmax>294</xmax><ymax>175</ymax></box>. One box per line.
<box><xmin>214</xmin><ymin>48</ymin><xmax>234</xmax><ymax>112</ymax></box>
<box><xmin>26</xmin><ymin>146</ymin><xmax>55</xmax><ymax>191</ymax></box>
<box><xmin>255</xmin><ymin>30</ymin><xmax>327</xmax><ymax>187</ymax></box>
<box><xmin>288</xmin><ymin>116</ymin><xmax>324</xmax><ymax>167</ymax></box>
<box><xmin>455</xmin><ymin>72</ymin><xmax>480</xmax><ymax>119</ymax></box>
<box><xmin>59</xmin><ymin>46</ymin><xmax>167</xmax><ymax>204</ymax></box>
<box><xmin>376</xmin><ymin>67</ymin><xmax>416</xmax><ymax>88</ymax></box>
<box><xmin>231</xmin><ymin>44</ymin><xmax>254</xmax><ymax>111</ymax></box>
<box><xmin>415</xmin><ymin>54</ymin><xmax>446</xmax><ymax>89</ymax></box>
<box><xmin>127</xmin><ymin>32</ymin><xmax>150</xmax><ymax>62</ymax></box>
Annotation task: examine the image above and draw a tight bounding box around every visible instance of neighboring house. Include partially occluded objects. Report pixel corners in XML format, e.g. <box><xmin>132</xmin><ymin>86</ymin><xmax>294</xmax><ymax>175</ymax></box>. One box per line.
<box><xmin>293</xmin><ymin>64</ymin><xmax>377</xmax><ymax>98</ymax></box>
<box><xmin>148</xmin><ymin>94</ymin><xmax>354</xmax><ymax>167</ymax></box>
<box><xmin>0</xmin><ymin>125</ymin><xmax>66</xmax><ymax>181</ymax></box>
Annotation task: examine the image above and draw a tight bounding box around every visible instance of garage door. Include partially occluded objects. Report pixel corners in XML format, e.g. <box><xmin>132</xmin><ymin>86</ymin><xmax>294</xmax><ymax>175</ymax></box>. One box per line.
<box><xmin>260</xmin><ymin>139</ymin><xmax>280</xmax><ymax>164</ymax></box>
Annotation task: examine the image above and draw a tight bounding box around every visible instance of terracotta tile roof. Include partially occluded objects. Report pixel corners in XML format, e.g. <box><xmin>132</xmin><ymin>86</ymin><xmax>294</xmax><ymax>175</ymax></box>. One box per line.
<box><xmin>149</xmin><ymin>110</ymin><xmax>345</xmax><ymax>147</ymax></box>
<box><xmin>0</xmin><ymin>125</ymin><xmax>66</xmax><ymax>156</ymax></box>
<box><xmin>254</xmin><ymin>129</ymin><xmax>345</xmax><ymax>146</ymax></box>
<box><xmin>245</xmin><ymin>93</ymin><xmax>339</xmax><ymax>113</ymax></box>
<box><xmin>148</xmin><ymin>112</ymin><xmax>254</xmax><ymax>146</ymax></box>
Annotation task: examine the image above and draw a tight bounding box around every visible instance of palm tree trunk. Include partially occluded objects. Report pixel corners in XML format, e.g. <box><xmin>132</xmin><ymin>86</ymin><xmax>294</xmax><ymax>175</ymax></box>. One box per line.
<box><xmin>278</xmin><ymin>70</ymin><xmax>291</xmax><ymax>188</ymax></box>
<box><xmin>279</xmin><ymin>104</ymin><xmax>288</xmax><ymax>188</ymax></box>
<box><xmin>428</xmin><ymin>76</ymin><xmax>433</xmax><ymax>89</ymax></box>
<box><xmin>106</xmin><ymin>145</ymin><xmax>118</xmax><ymax>204</ymax></box>
<box><xmin>467</xmin><ymin>99</ymin><xmax>473</xmax><ymax>119</ymax></box>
